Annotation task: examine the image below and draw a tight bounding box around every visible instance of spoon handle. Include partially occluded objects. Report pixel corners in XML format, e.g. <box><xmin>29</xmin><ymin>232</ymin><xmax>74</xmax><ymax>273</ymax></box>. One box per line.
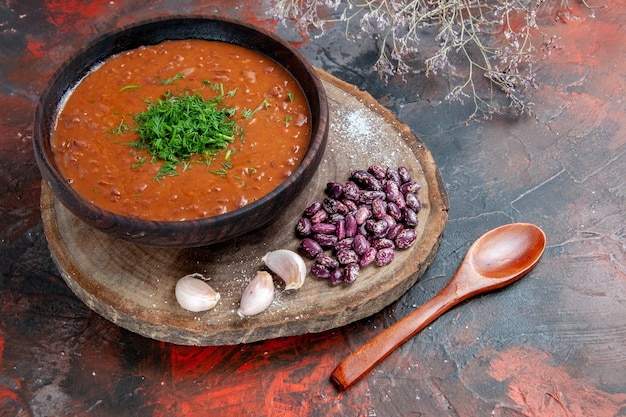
<box><xmin>331</xmin><ymin>281</ymin><xmax>463</xmax><ymax>390</ymax></box>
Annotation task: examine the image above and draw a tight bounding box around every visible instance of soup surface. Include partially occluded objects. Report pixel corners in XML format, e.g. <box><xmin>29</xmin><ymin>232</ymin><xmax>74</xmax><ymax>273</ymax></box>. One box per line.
<box><xmin>52</xmin><ymin>39</ymin><xmax>311</xmax><ymax>221</ymax></box>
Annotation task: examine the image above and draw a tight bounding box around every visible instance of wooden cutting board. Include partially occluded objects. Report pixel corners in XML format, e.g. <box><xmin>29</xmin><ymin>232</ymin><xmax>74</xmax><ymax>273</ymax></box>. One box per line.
<box><xmin>41</xmin><ymin>70</ymin><xmax>449</xmax><ymax>346</ymax></box>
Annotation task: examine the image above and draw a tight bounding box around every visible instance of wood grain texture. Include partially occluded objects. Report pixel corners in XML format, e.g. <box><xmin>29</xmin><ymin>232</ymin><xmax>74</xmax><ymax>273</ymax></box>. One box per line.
<box><xmin>40</xmin><ymin>70</ymin><xmax>449</xmax><ymax>346</ymax></box>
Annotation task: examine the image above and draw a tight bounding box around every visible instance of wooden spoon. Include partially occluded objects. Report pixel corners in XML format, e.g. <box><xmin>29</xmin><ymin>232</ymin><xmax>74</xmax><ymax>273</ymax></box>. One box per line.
<box><xmin>331</xmin><ymin>222</ymin><xmax>546</xmax><ymax>390</ymax></box>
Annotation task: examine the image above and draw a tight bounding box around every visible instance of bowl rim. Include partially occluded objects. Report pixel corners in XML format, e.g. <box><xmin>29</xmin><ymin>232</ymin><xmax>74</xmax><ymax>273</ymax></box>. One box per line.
<box><xmin>33</xmin><ymin>15</ymin><xmax>329</xmax><ymax>246</ymax></box>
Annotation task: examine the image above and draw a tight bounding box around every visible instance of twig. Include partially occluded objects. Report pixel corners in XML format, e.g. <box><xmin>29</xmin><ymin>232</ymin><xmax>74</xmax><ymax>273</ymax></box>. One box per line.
<box><xmin>271</xmin><ymin>0</ymin><xmax>554</xmax><ymax>119</ymax></box>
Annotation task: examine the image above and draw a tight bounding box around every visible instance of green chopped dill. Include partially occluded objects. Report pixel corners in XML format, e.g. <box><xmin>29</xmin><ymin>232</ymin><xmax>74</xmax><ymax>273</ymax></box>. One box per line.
<box><xmin>131</xmin><ymin>156</ymin><xmax>147</xmax><ymax>169</ymax></box>
<box><xmin>243</xmin><ymin>97</ymin><xmax>271</xmax><ymax>119</ymax></box>
<box><xmin>127</xmin><ymin>90</ymin><xmax>239</xmax><ymax>180</ymax></box>
<box><xmin>157</xmin><ymin>72</ymin><xmax>185</xmax><ymax>85</ymax></box>
<box><xmin>227</xmin><ymin>88</ymin><xmax>238</xmax><ymax>98</ymax></box>
<box><xmin>221</xmin><ymin>160</ymin><xmax>233</xmax><ymax>170</ymax></box>
<box><xmin>199</xmin><ymin>154</ymin><xmax>215</xmax><ymax>166</ymax></box>
<box><xmin>120</xmin><ymin>85</ymin><xmax>142</xmax><ymax>92</ymax></box>
<box><xmin>287</xmin><ymin>92</ymin><xmax>295</xmax><ymax>102</ymax></box>
<box><xmin>210</xmin><ymin>167</ymin><xmax>229</xmax><ymax>177</ymax></box>
<box><xmin>156</xmin><ymin>161</ymin><xmax>179</xmax><ymax>180</ymax></box>
<box><xmin>284</xmin><ymin>115</ymin><xmax>292</xmax><ymax>127</ymax></box>
<box><xmin>109</xmin><ymin>117</ymin><xmax>132</xmax><ymax>136</ymax></box>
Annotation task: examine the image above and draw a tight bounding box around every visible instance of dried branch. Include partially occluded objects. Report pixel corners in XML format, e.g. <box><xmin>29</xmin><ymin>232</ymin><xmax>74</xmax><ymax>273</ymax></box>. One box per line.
<box><xmin>271</xmin><ymin>0</ymin><xmax>563</xmax><ymax>119</ymax></box>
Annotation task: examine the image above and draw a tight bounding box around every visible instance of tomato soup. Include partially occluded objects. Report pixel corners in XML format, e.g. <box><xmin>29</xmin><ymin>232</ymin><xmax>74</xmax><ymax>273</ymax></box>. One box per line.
<box><xmin>52</xmin><ymin>39</ymin><xmax>311</xmax><ymax>221</ymax></box>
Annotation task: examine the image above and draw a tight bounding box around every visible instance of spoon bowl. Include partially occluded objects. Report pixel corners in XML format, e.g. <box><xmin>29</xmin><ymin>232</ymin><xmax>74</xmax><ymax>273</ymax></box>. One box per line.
<box><xmin>469</xmin><ymin>222</ymin><xmax>546</xmax><ymax>279</ymax></box>
<box><xmin>331</xmin><ymin>222</ymin><xmax>546</xmax><ymax>390</ymax></box>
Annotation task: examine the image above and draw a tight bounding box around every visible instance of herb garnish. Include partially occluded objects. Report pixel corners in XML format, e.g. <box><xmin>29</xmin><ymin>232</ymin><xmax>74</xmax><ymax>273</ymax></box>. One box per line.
<box><xmin>131</xmin><ymin>156</ymin><xmax>147</xmax><ymax>169</ymax></box>
<box><xmin>210</xmin><ymin>167</ymin><xmax>229</xmax><ymax>177</ymax></box>
<box><xmin>157</xmin><ymin>72</ymin><xmax>185</xmax><ymax>85</ymax></box>
<box><xmin>128</xmin><ymin>90</ymin><xmax>239</xmax><ymax>180</ymax></box>
<box><xmin>108</xmin><ymin>116</ymin><xmax>132</xmax><ymax>137</ymax></box>
<box><xmin>243</xmin><ymin>97</ymin><xmax>271</xmax><ymax>119</ymax></box>
<box><xmin>119</xmin><ymin>85</ymin><xmax>142</xmax><ymax>92</ymax></box>
<box><xmin>227</xmin><ymin>88</ymin><xmax>238</xmax><ymax>98</ymax></box>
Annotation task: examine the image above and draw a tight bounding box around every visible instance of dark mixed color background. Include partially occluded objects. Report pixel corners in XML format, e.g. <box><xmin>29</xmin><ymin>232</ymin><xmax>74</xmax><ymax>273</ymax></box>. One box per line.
<box><xmin>1</xmin><ymin>1</ymin><xmax>624</xmax><ymax>416</ymax></box>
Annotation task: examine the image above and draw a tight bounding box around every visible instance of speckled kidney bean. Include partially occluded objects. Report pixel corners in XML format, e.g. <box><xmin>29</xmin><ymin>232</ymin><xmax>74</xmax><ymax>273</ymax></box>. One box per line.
<box><xmin>398</xmin><ymin>166</ymin><xmax>411</xmax><ymax>183</ymax></box>
<box><xmin>386</xmin><ymin>223</ymin><xmax>404</xmax><ymax>241</ymax></box>
<box><xmin>311</xmin><ymin>263</ymin><xmax>331</xmax><ymax>278</ymax></box>
<box><xmin>395</xmin><ymin>228</ymin><xmax>417</xmax><ymax>249</ymax></box>
<box><xmin>342</xmin><ymin>198</ymin><xmax>358</xmax><ymax>212</ymax></box>
<box><xmin>310</xmin><ymin>208</ymin><xmax>328</xmax><ymax>224</ymax></box>
<box><xmin>380</xmin><ymin>214</ymin><xmax>396</xmax><ymax>231</ymax></box>
<box><xmin>336</xmin><ymin>248</ymin><xmax>359</xmax><ymax>265</ymax></box>
<box><xmin>314</xmin><ymin>233</ymin><xmax>338</xmax><ymax>248</ymax></box>
<box><xmin>402</xmin><ymin>207</ymin><xmax>418</xmax><ymax>228</ymax></box>
<box><xmin>386</xmin><ymin>166</ymin><xmax>401</xmax><ymax>184</ymax></box>
<box><xmin>358</xmin><ymin>222</ymin><xmax>369</xmax><ymax>237</ymax></box>
<box><xmin>400</xmin><ymin>181</ymin><xmax>421</xmax><ymax>195</ymax></box>
<box><xmin>368</xmin><ymin>165</ymin><xmax>387</xmax><ymax>179</ymax></box>
<box><xmin>368</xmin><ymin>219</ymin><xmax>389</xmax><ymax>238</ymax></box>
<box><xmin>385</xmin><ymin>180</ymin><xmax>402</xmax><ymax>203</ymax></box>
<box><xmin>387</xmin><ymin>201</ymin><xmax>402</xmax><ymax>221</ymax></box>
<box><xmin>337</xmin><ymin>200</ymin><xmax>349</xmax><ymax>215</ymax></box>
<box><xmin>371</xmin><ymin>198</ymin><xmax>387</xmax><ymax>219</ymax></box>
<box><xmin>343</xmin><ymin>181</ymin><xmax>360</xmax><ymax>200</ymax></box>
<box><xmin>311</xmin><ymin>222</ymin><xmax>336</xmax><ymax>234</ymax></box>
<box><xmin>345</xmin><ymin>214</ymin><xmax>357</xmax><ymax>237</ymax></box>
<box><xmin>351</xmin><ymin>170</ymin><xmax>382</xmax><ymax>191</ymax></box>
<box><xmin>354</xmin><ymin>206</ymin><xmax>371</xmax><ymax>225</ymax></box>
<box><xmin>395</xmin><ymin>192</ymin><xmax>407</xmax><ymax>209</ymax></box>
<box><xmin>326</xmin><ymin>182</ymin><xmax>343</xmax><ymax>199</ymax></box>
<box><xmin>329</xmin><ymin>213</ymin><xmax>345</xmax><ymax>223</ymax></box>
<box><xmin>296</xmin><ymin>217</ymin><xmax>312</xmax><ymax>236</ymax></box>
<box><xmin>335</xmin><ymin>238</ymin><xmax>354</xmax><ymax>252</ymax></box>
<box><xmin>343</xmin><ymin>263</ymin><xmax>360</xmax><ymax>283</ymax></box>
<box><xmin>323</xmin><ymin>197</ymin><xmax>341</xmax><ymax>214</ymax></box>
<box><xmin>330</xmin><ymin>268</ymin><xmax>343</xmax><ymax>285</ymax></box>
<box><xmin>336</xmin><ymin>219</ymin><xmax>346</xmax><ymax>240</ymax></box>
<box><xmin>359</xmin><ymin>247</ymin><xmax>378</xmax><ymax>267</ymax></box>
<box><xmin>300</xmin><ymin>238</ymin><xmax>323</xmax><ymax>258</ymax></box>
<box><xmin>304</xmin><ymin>201</ymin><xmax>323</xmax><ymax>216</ymax></box>
<box><xmin>405</xmin><ymin>192</ymin><xmax>421</xmax><ymax>212</ymax></box>
<box><xmin>372</xmin><ymin>238</ymin><xmax>395</xmax><ymax>250</ymax></box>
<box><xmin>317</xmin><ymin>252</ymin><xmax>340</xmax><ymax>269</ymax></box>
<box><xmin>353</xmin><ymin>234</ymin><xmax>370</xmax><ymax>256</ymax></box>
<box><xmin>359</xmin><ymin>190</ymin><xmax>386</xmax><ymax>204</ymax></box>
<box><xmin>375</xmin><ymin>248</ymin><xmax>395</xmax><ymax>266</ymax></box>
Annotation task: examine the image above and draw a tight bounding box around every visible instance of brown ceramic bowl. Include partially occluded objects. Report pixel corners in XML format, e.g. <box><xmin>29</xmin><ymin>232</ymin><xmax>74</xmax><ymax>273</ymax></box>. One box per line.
<box><xmin>33</xmin><ymin>16</ymin><xmax>328</xmax><ymax>247</ymax></box>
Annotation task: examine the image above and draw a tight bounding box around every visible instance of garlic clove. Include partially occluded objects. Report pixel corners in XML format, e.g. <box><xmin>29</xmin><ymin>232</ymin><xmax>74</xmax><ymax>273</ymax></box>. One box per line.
<box><xmin>262</xmin><ymin>249</ymin><xmax>307</xmax><ymax>290</ymax></box>
<box><xmin>175</xmin><ymin>273</ymin><xmax>220</xmax><ymax>312</ymax></box>
<box><xmin>237</xmin><ymin>271</ymin><xmax>275</xmax><ymax>317</ymax></box>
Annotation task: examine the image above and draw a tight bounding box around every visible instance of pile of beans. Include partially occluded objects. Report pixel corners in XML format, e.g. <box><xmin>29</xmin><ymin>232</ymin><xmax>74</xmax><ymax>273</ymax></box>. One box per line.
<box><xmin>296</xmin><ymin>165</ymin><xmax>422</xmax><ymax>285</ymax></box>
